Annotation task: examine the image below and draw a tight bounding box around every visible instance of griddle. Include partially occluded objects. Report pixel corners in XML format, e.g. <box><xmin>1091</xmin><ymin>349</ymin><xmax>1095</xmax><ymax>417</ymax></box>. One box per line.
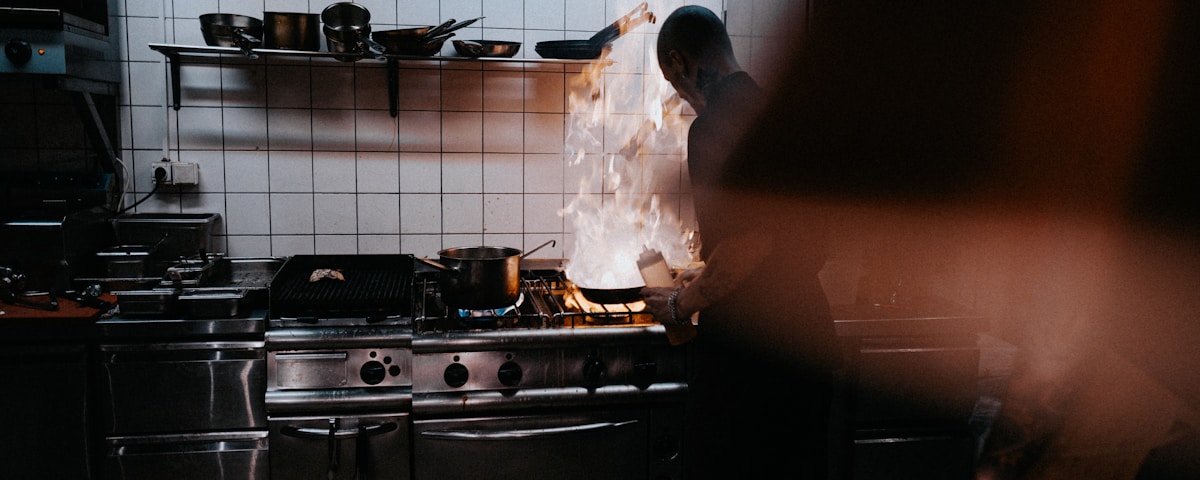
<box><xmin>269</xmin><ymin>254</ymin><xmax>413</xmax><ymax>319</ymax></box>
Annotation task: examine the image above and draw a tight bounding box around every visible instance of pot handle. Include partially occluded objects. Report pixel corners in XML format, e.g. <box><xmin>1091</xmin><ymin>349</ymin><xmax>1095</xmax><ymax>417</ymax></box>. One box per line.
<box><xmin>415</xmin><ymin>256</ymin><xmax>455</xmax><ymax>273</ymax></box>
<box><xmin>232</xmin><ymin>29</ymin><xmax>261</xmax><ymax>58</ymax></box>
<box><xmin>520</xmin><ymin>239</ymin><xmax>556</xmax><ymax>259</ymax></box>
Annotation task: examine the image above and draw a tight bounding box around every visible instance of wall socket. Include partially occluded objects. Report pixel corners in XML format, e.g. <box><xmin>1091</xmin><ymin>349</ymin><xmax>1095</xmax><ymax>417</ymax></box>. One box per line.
<box><xmin>151</xmin><ymin>162</ymin><xmax>198</xmax><ymax>186</ymax></box>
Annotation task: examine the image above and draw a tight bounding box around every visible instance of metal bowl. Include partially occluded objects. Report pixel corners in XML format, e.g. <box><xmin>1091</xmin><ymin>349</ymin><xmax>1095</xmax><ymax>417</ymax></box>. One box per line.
<box><xmin>453</xmin><ymin>40</ymin><xmax>521</xmax><ymax>58</ymax></box>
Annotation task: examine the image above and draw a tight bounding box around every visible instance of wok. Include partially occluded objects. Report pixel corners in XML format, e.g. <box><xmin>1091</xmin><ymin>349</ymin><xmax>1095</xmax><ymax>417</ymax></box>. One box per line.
<box><xmin>416</xmin><ymin>240</ymin><xmax>555</xmax><ymax>310</ymax></box>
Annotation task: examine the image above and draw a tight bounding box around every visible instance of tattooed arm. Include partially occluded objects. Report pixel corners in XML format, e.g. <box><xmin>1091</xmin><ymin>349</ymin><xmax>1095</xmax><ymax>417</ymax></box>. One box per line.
<box><xmin>642</xmin><ymin>232</ymin><xmax>773</xmax><ymax>323</ymax></box>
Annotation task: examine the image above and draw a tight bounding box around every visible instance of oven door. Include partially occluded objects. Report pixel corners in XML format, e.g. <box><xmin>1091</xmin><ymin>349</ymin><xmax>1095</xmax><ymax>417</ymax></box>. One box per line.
<box><xmin>414</xmin><ymin>407</ymin><xmax>681</xmax><ymax>480</ymax></box>
<box><xmin>100</xmin><ymin>341</ymin><xmax>266</xmax><ymax>434</ymax></box>
<box><xmin>269</xmin><ymin>413</ymin><xmax>411</xmax><ymax>480</ymax></box>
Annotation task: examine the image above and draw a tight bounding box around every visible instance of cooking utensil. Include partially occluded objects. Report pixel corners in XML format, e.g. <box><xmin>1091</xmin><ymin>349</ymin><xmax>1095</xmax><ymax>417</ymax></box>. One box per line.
<box><xmin>199</xmin><ymin>13</ymin><xmax>263</xmax><ymax>58</ymax></box>
<box><xmin>262</xmin><ymin>11</ymin><xmax>320</xmax><ymax>51</ymax></box>
<box><xmin>416</xmin><ymin>240</ymin><xmax>555</xmax><ymax>310</ymax></box>
<box><xmin>269</xmin><ymin>254</ymin><xmax>415</xmax><ymax>319</ymax></box>
<box><xmin>321</xmin><ymin>2</ymin><xmax>385</xmax><ymax>60</ymax></box>
<box><xmin>423</xmin><ymin>17</ymin><xmax>483</xmax><ymax>41</ymax></box>
<box><xmin>535</xmin><ymin>3</ymin><xmax>654</xmax><ymax>60</ymax></box>
<box><xmin>453</xmin><ymin>40</ymin><xmax>521</xmax><ymax>58</ymax></box>
<box><xmin>578</xmin><ymin>285</ymin><xmax>643</xmax><ymax>304</ymax></box>
<box><xmin>372</xmin><ymin>29</ymin><xmax>450</xmax><ymax>56</ymax></box>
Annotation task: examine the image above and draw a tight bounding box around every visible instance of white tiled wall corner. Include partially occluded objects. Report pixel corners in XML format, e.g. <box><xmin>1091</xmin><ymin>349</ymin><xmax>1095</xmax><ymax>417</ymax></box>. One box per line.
<box><xmin>95</xmin><ymin>0</ymin><xmax>809</xmax><ymax>257</ymax></box>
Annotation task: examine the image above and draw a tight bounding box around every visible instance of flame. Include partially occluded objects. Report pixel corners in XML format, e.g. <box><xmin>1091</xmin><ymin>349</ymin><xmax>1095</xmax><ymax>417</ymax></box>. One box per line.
<box><xmin>561</xmin><ymin>1</ymin><xmax>695</xmax><ymax>290</ymax></box>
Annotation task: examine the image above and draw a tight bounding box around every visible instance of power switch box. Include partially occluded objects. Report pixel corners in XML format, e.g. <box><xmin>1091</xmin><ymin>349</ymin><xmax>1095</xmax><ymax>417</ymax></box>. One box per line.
<box><xmin>170</xmin><ymin>162</ymin><xmax>198</xmax><ymax>185</ymax></box>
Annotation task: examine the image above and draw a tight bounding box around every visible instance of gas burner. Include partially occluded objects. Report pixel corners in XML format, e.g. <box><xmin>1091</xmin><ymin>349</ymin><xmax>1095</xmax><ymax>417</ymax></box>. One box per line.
<box><xmin>455</xmin><ymin>293</ymin><xmax>524</xmax><ymax>318</ymax></box>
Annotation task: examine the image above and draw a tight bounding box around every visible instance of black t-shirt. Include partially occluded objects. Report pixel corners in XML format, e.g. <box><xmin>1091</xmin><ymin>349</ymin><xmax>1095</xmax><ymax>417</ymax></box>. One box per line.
<box><xmin>686</xmin><ymin>71</ymin><xmax>842</xmax><ymax>372</ymax></box>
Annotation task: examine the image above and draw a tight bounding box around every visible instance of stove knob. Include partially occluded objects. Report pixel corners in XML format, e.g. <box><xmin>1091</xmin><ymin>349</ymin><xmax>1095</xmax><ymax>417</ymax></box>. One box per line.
<box><xmin>444</xmin><ymin>363</ymin><xmax>469</xmax><ymax>388</ymax></box>
<box><xmin>360</xmin><ymin>361</ymin><xmax>387</xmax><ymax>385</ymax></box>
<box><xmin>497</xmin><ymin>361</ymin><xmax>523</xmax><ymax>387</ymax></box>
<box><xmin>632</xmin><ymin>360</ymin><xmax>657</xmax><ymax>389</ymax></box>
<box><xmin>5</xmin><ymin>40</ymin><xmax>33</xmax><ymax>66</ymax></box>
<box><xmin>582</xmin><ymin>357</ymin><xmax>607</xmax><ymax>389</ymax></box>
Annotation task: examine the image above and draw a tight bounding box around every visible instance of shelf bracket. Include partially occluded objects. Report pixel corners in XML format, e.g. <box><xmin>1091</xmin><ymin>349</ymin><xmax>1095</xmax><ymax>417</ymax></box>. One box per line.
<box><xmin>166</xmin><ymin>51</ymin><xmax>181</xmax><ymax>110</ymax></box>
<box><xmin>387</xmin><ymin>58</ymin><xmax>399</xmax><ymax>118</ymax></box>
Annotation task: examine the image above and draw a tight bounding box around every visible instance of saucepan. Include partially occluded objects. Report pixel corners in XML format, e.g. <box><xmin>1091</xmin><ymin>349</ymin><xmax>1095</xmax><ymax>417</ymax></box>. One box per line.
<box><xmin>199</xmin><ymin>13</ymin><xmax>263</xmax><ymax>57</ymax></box>
<box><xmin>321</xmin><ymin>2</ymin><xmax>386</xmax><ymax>60</ymax></box>
<box><xmin>262</xmin><ymin>11</ymin><xmax>320</xmax><ymax>51</ymax></box>
<box><xmin>416</xmin><ymin>240</ymin><xmax>555</xmax><ymax>310</ymax></box>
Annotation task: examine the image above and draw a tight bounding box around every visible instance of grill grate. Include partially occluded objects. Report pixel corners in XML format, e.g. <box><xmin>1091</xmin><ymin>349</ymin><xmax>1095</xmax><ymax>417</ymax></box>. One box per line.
<box><xmin>270</xmin><ymin>254</ymin><xmax>413</xmax><ymax>318</ymax></box>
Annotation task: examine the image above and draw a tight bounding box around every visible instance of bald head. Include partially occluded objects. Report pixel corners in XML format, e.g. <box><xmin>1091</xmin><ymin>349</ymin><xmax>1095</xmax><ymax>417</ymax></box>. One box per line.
<box><xmin>656</xmin><ymin>6</ymin><xmax>735</xmax><ymax>69</ymax></box>
<box><xmin>656</xmin><ymin>6</ymin><xmax>741</xmax><ymax>113</ymax></box>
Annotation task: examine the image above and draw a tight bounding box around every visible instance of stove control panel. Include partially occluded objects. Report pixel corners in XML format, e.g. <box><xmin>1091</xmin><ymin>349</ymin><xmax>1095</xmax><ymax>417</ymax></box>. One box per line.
<box><xmin>268</xmin><ymin>348</ymin><xmax>412</xmax><ymax>389</ymax></box>
<box><xmin>412</xmin><ymin>345</ymin><xmax>686</xmax><ymax>393</ymax></box>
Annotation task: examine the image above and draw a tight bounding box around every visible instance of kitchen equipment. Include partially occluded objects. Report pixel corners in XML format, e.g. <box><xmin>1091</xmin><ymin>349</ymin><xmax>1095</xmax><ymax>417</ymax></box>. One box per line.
<box><xmin>536</xmin><ymin>2</ymin><xmax>655</xmax><ymax>59</ymax></box>
<box><xmin>113</xmin><ymin>288</ymin><xmax>178</xmax><ymax>316</ymax></box>
<box><xmin>178</xmin><ymin>287</ymin><xmax>248</xmax><ymax>318</ymax></box>
<box><xmin>97</xmin><ymin>244</ymin><xmax>161</xmax><ymax>278</ymax></box>
<box><xmin>110</xmin><ymin>212</ymin><xmax>220</xmax><ymax>265</ymax></box>
<box><xmin>199</xmin><ymin>13</ymin><xmax>262</xmax><ymax>57</ymax></box>
<box><xmin>262</xmin><ymin>11</ymin><xmax>319</xmax><ymax>51</ymax></box>
<box><xmin>269</xmin><ymin>254</ymin><xmax>414</xmax><ymax>326</ymax></box>
<box><xmin>321</xmin><ymin>2</ymin><xmax>384</xmax><ymax>61</ymax></box>
<box><xmin>0</xmin><ymin>208</ymin><xmax>114</xmax><ymax>292</ymax></box>
<box><xmin>453</xmin><ymin>40</ymin><xmax>521</xmax><ymax>58</ymax></box>
<box><xmin>415</xmin><ymin>240</ymin><xmax>554</xmax><ymax>310</ymax></box>
<box><xmin>98</xmin><ymin>250</ymin><xmax>272</xmax><ymax>480</ymax></box>
<box><xmin>371</xmin><ymin>29</ymin><xmax>448</xmax><ymax>56</ymax></box>
<box><xmin>264</xmin><ymin>253</ymin><xmax>415</xmax><ymax>480</ymax></box>
<box><xmin>100</xmin><ymin>340</ymin><xmax>268</xmax><ymax>480</ymax></box>
<box><xmin>577</xmin><ymin>284</ymin><xmax>643</xmax><ymax>304</ymax></box>
<box><xmin>409</xmin><ymin>266</ymin><xmax>687</xmax><ymax>480</ymax></box>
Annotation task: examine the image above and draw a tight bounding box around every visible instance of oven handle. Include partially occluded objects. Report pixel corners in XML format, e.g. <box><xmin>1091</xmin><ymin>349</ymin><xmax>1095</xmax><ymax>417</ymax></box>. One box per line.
<box><xmin>280</xmin><ymin>421</ymin><xmax>398</xmax><ymax>440</ymax></box>
<box><xmin>420</xmin><ymin>419</ymin><xmax>638</xmax><ymax>440</ymax></box>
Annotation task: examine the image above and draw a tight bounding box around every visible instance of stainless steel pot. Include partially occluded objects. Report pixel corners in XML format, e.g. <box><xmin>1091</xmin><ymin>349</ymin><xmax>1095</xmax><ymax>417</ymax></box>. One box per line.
<box><xmin>321</xmin><ymin>2</ymin><xmax>385</xmax><ymax>60</ymax></box>
<box><xmin>199</xmin><ymin>13</ymin><xmax>262</xmax><ymax>57</ymax></box>
<box><xmin>263</xmin><ymin>11</ymin><xmax>320</xmax><ymax>51</ymax></box>
<box><xmin>417</xmin><ymin>240</ymin><xmax>554</xmax><ymax>309</ymax></box>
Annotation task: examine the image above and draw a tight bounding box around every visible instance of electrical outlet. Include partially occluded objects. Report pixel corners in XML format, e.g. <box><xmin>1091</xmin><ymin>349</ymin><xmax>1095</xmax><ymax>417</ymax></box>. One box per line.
<box><xmin>148</xmin><ymin>162</ymin><xmax>199</xmax><ymax>186</ymax></box>
<box><xmin>150</xmin><ymin>163</ymin><xmax>172</xmax><ymax>185</ymax></box>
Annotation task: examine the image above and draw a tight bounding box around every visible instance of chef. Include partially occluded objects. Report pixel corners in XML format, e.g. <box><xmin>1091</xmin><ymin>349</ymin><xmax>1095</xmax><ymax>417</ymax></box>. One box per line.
<box><xmin>641</xmin><ymin>6</ymin><xmax>844</xmax><ymax>480</ymax></box>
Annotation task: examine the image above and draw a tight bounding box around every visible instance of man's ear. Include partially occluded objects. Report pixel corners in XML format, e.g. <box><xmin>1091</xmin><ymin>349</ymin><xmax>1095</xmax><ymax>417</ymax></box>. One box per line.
<box><xmin>667</xmin><ymin>50</ymin><xmax>689</xmax><ymax>77</ymax></box>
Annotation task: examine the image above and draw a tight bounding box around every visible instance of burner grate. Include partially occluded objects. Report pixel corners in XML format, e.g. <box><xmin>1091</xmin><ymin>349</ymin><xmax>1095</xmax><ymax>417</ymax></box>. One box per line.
<box><xmin>413</xmin><ymin>270</ymin><xmax>656</xmax><ymax>332</ymax></box>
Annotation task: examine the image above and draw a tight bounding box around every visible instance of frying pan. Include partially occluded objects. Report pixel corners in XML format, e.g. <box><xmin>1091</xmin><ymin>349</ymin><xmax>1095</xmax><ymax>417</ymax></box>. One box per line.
<box><xmin>577</xmin><ymin>285</ymin><xmax>643</xmax><ymax>304</ymax></box>
<box><xmin>535</xmin><ymin>2</ymin><xmax>655</xmax><ymax>60</ymax></box>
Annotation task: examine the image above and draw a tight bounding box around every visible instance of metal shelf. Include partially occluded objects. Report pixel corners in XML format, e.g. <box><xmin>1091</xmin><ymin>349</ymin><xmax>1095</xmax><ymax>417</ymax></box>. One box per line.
<box><xmin>149</xmin><ymin>43</ymin><xmax>597</xmax><ymax>116</ymax></box>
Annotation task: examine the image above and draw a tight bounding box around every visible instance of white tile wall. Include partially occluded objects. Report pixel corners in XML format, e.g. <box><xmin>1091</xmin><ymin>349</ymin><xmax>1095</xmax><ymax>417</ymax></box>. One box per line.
<box><xmin>85</xmin><ymin>0</ymin><xmax>802</xmax><ymax>259</ymax></box>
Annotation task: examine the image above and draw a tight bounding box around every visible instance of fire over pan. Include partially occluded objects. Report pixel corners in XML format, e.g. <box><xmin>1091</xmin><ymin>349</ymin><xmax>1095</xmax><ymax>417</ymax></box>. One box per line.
<box><xmin>417</xmin><ymin>240</ymin><xmax>555</xmax><ymax>310</ymax></box>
